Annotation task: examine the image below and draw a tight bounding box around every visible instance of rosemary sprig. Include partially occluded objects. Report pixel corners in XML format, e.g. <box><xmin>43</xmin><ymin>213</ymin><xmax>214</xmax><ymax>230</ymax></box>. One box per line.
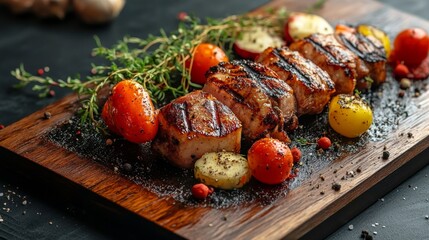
<box><xmin>12</xmin><ymin>11</ymin><xmax>287</xmax><ymax>127</ymax></box>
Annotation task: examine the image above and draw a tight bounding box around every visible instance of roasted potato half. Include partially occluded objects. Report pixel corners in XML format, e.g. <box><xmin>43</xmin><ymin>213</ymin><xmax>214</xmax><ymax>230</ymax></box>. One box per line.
<box><xmin>194</xmin><ymin>152</ymin><xmax>251</xmax><ymax>190</ymax></box>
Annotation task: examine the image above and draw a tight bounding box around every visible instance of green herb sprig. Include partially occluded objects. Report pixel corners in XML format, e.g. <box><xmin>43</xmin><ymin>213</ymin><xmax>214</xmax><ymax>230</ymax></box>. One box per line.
<box><xmin>12</xmin><ymin>0</ymin><xmax>327</xmax><ymax>128</ymax></box>
<box><xmin>12</xmin><ymin>11</ymin><xmax>287</xmax><ymax>126</ymax></box>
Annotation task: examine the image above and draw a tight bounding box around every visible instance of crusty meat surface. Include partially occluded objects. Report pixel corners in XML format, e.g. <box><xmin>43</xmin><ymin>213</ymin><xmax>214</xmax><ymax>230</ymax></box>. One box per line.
<box><xmin>152</xmin><ymin>90</ymin><xmax>242</xmax><ymax>168</ymax></box>
<box><xmin>290</xmin><ymin>33</ymin><xmax>358</xmax><ymax>94</ymax></box>
<box><xmin>203</xmin><ymin>60</ymin><xmax>298</xmax><ymax>143</ymax></box>
<box><xmin>257</xmin><ymin>47</ymin><xmax>335</xmax><ymax>116</ymax></box>
<box><xmin>335</xmin><ymin>31</ymin><xmax>387</xmax><ymax>87</ymax></box>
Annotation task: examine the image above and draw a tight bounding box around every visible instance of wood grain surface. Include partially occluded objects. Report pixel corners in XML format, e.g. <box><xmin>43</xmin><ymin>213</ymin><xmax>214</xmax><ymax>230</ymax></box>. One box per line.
<box><xmin>2</xmin><ymin>0</ymin><xmax>429</xmax><ymax>239</ymax></box>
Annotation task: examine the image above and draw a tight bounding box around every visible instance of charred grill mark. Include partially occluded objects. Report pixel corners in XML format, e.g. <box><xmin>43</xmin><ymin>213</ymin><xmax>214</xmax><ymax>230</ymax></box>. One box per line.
<box><xmin>304</xmin><ymin>57</ymin><xmax>335</xmax><ymax>89</ymax></box>
<box><xmin>272</xmin><ymin>48</ymin><xmax>316</xmax><ymax>89</ymax></box>
<box><xmin>338</xmin><ymin>33</ymin><xmax>386</xmax><ymax>63</ymax></box>
<box><xmin>203</xmin><ymin>100</ymin><xmax>222</xmax><ymax>137</ymax></box>
<box><xmin>306</xmin><ymin>37</ymin><xmax>343</xmax><ymax>66</ymax></box>
<box><xmin>219</xmin><ymin>84</ymin><xmax>245</xmax><ymax>104</ymax></box>
<box><xmin>171</xmin><ymin>102</ymin><xmax>192</xmax><ymax>134</ymax></box>
<box><xmin>215</xmin><ymin>103</ymin><xmax>235</xmax><ymax>137</ymax></box>
<box><xmin>235</xmin><ymin>60</ymin><xmax>287</xmax><ymax>99</ymax></box>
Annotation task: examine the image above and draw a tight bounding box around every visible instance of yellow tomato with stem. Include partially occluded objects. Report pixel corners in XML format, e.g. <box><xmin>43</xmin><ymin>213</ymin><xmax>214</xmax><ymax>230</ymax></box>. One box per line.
<box><xmin>328</xmin><ymin>94</ymin><xmax>373</xmax><ymax>138</ymax></box>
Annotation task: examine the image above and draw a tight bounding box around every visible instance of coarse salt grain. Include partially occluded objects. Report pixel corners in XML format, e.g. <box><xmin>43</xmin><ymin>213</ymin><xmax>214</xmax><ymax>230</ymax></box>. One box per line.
<box><xmin>374</xmin><ymin>231</ymin><xmax>378</xmax><ymax>235</ymax></box>
<box><xmin>348</xmin><ymin>224</ymin><xmax>354</xmax><ymax>230</ymax></box>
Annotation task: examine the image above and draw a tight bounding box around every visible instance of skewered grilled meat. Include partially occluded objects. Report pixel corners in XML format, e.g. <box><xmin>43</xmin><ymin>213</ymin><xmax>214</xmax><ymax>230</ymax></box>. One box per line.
<box><xmin>335</xmin><ymin>31</ymin><xmax>387</xmax><ymax>88</ymax></box>
<box><xmin>203</xmin><ymin>60</ymin><xmax>298</xmax><ymax>143</ymax></box>
<box><xmin>257</xmin><ymin>47</ymin><xmax>335</xmax><ymax>116</ymax></box>
<box><xmin>290</xmin><ymin>33</ymin><xmax>358</xmax><ymax>95</ymax></box>
<box><xmin>152</xmin><ymin>90</ymin><xmax>242</xmax><ymax>169</ymax></box>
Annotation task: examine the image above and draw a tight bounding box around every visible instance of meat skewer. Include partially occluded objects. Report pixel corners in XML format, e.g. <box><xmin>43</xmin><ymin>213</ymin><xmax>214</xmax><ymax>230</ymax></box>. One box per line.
<box><xmin>203</xmin><ymin>60</ymin><xmax>298</xmax><ymax>143</ymax></box>
<box><xmin>152</xmin><ymin>90</ymin><xmax>242</xmax><ymax>168</ymax></box>
<box><xmin>257</xmin><ymin>47</ymin><xmax>336</xmax><ymax>116</ymax></box>
<box><xmin>290</xmin><ymin>33</ymin><xmax>358</xmax><ymax>95</ymax></box>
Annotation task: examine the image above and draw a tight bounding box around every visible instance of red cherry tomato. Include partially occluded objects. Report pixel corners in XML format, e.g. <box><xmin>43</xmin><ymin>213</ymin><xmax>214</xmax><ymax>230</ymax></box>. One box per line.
<box><xmin>393</xmin><ymin>63</ymin><xmax>410</xmax><ymax>78</ymax></box>
<box><xmin>102</xmin><ymin>80</ymin><xmax>159</xmax><ymax>143</ymax></box>
<box><xmin>247</xmin><ymin>138</ymin><xmax>293</xmax><ymax>185</ymax></box>
<box><xmin>187</xmin><ymin>43</ymin><xmax>228</xmax><ymax>85</ymax></box>
<box><xmin>392</xmin><ymin>28</ymin><xmax>429</xmax><ymax>67</ymax></box>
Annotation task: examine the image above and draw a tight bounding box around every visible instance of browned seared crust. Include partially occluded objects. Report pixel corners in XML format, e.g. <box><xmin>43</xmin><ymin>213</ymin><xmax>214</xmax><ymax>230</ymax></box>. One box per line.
<box><xmin>152</xmin><ymin>90</ymin><xmax>242</xmax><ymax>168</ymax></box>
<box><xmin>290</xmin><ymin>33</ymin><xmax>358</xmax><ymax>94</ymax></box>
<box><xmin>204</xmin><ymin>60</ymin><xmax>298</xmax><ymax>143</ymax></box>
<box><xmin>335</xmin><ymin>31</ymin><xmax>387</xmax><ymax>86</ymax></box>
<box><xmin>161</xmin><ymin>91</ymin><xmax>241</xmax><ymax>137</ymax></box>
<box><xmin>257</xmin><ymin>47</ymin><xmax>335</xmax><ymax>116</ymax></box>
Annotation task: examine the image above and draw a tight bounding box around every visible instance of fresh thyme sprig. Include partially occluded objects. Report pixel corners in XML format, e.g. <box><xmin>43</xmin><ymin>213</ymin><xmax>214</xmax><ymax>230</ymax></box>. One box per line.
<box><xmin>12</xmin><ymin>0</ymin><xmax>327</xmax><ymax>128</ymax></box>
<box><xmin>12</xmin><ymin>10</ymin><xmax>288</xmax><ymax>127</ymax></box>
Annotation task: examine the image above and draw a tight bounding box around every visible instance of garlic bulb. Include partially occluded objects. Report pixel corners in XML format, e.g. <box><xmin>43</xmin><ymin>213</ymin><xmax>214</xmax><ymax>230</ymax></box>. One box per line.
<box><xmin>73</xmin><ymin>0</ymin><xmax>125</xmax><ymax>24</ymax></box>
<box><xmin>3</xmin><ymin>0</ymin><xmax>35</xmax><ymax>14</ymax></box>
<box><xmin>32</xmin><ymin>0</ymin><xmax>70</xmax><ymax>19</ymax></box>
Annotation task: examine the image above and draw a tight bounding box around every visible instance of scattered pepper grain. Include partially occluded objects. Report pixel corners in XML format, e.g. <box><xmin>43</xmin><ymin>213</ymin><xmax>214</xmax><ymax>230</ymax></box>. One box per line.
<box><xmin>332</xmin><ymin>182</ymin><xmax>341</xmax><ymax>191</ymax></box>
<box><xmin>382</xmin><ymin>151</ymin><xmax>390</xmax><ymax>160</ymax></box>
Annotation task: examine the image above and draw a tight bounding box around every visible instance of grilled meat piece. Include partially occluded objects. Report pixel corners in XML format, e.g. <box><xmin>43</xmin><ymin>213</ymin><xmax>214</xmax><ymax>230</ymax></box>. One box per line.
<box><xmin>335</xmin><ymin>31</ymin><xmax>387</xmax><ymax>88</ymax></box>
<box><xmin>290</xmin><ymin>33</ymin><xmax>358</xmax><ymax>94</ymax></box>
<box><xmin>152</xmin><ymin>90</ymin><xmax>242</xmax><ymax>169</ymax></box>
<box><xmin>257</xmin><ymin>47</ymin><xmax>335</xmax><ymax>116</ymax></box>
<box><xmin>203</xmin><ymin>60</ymin><xmax>298</xmax><ymax>143</ymax></box>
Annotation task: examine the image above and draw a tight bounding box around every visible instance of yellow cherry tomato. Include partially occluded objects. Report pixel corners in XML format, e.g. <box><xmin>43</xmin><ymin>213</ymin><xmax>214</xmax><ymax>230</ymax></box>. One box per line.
<box><xmin>357</xmin><ymin>24</ymin><xmax>391</xmax><ymax>58</ymax></box>
<box><xmin>328</xmin><ymin>94</ymin><xmax>373</xmax><ymax>138</ymax></box>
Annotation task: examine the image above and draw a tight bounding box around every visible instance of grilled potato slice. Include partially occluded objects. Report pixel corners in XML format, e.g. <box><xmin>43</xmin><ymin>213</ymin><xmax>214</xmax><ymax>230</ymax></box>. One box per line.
<box><xmin>194</xmin><ymin>152</ymin><xmax>251</xmax><ymax>190</ymax></box>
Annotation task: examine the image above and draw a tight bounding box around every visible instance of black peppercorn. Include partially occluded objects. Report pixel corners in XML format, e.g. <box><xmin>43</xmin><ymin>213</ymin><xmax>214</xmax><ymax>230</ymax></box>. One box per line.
<box><xmin>382</xmin><ymin>151</ymin><xmax>390</xmax><ymax>160</ymax></box>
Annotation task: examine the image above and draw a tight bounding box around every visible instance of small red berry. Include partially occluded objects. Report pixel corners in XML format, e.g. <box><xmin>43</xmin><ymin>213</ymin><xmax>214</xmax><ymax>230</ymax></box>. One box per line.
<box><xmin>177</xmin><ymin>11</ymin><xmax>188</xmax><ymax>21</ymax></box>
<box><xmin>0</xmin><ymin>124</ymin><xmax>5</xmax><ymax>130</ymax></box>
<box><xmin>291</xmin><ymin>147</ymin><xmax>302</xmax><ymax>163</ymax></box>
<box><xmin>37</xmin><ymin>68</ymin><xmax>44</xmax><ymax>76</ymax></box>
<box><xmin>394</xmin><ymin>63</ymin><xmax>409</xmax><ymax>78</ymax></box>
<box><xmin>317</xmin><ymin>137</ymin><xmax>331</xmax><ymax>150</ymax></box>
<box><xmin>48</xmin><ymin>89</ymin><xmax>55</xmax><ymax>97</ymax></box>
<box><xmin>191</xmin><ymin>183</ymin><xmax>213</xmax><ymax>199</ymax></box>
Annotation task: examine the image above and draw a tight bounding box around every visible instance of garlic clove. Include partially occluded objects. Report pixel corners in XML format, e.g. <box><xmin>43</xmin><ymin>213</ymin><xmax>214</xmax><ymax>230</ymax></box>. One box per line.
<box><xmin>32</xmin><ymin>0</ymin><xmax>70</xmax><ymax>19</ymax></box>
<box><xmin>73</xmin><ymin>0</ymin><xmax>125</xmax><ymax>24</ymax></box>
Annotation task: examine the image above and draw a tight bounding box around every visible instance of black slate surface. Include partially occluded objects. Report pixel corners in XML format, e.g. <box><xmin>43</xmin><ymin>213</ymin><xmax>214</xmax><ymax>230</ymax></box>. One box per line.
<box><xmin>0</xmin><ymin>0</ymin><xmax>428</xmax><ymax>239</ymax></box>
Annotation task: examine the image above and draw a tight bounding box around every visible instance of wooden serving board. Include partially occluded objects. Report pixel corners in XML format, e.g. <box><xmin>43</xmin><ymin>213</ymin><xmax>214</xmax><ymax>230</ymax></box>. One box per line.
<box><xmin>2</xmin><ymin>0</ymin><xmax>429</xmax><ymax>239</ymax></box>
